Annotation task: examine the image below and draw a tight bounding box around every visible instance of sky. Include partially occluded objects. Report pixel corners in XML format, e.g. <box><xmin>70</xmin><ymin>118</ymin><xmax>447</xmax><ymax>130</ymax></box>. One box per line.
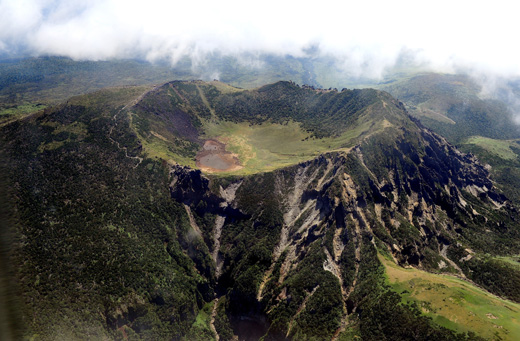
<box><xmin>0</xmin><ymin>0</ymin><xmax>519</xmax><ymax>79</ymax></box>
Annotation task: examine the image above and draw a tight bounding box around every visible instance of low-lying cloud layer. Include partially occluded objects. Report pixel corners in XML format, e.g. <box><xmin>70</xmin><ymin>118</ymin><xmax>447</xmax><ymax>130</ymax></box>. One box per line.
<box><xmin>1</xmin><ymin>0</ymin><xmax>519</xmax><ymax>79</ymax></box>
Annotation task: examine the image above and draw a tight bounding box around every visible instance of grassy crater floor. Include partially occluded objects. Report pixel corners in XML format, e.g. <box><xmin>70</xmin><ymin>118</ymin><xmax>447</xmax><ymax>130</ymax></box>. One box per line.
<box><xmin>197</xmin><ymin>118</ymin><xmax>380</xmax><ymax>175</ymax></box>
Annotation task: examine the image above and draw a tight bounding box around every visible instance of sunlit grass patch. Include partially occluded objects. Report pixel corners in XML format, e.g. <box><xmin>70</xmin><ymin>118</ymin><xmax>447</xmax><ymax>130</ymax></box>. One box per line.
<box><xmin>184</xmin><ymin>301</ymin><xmax>216</xmax><ymax>340</ymax></box>
<box><xmin>0</xmin><ymin>103</ymin><xmax>46</xmax><ymax>125</ymax></box>
<box><xmin>463</xmin><ymin>136</ymin><xmax>519</xmax><ymax>160</ymax></box>
<box><xmin>494</xmin><ymin>255</ymin><xmax>520</xmax><ymax>269</ymax></box>
<box><xmin>380</xmin><ymin>255</ymin><xmax>520</xmax><ymax>340</ymax></box>
<box><xmin>0</xmin><ymin>103</ymin><xmax>46</xmax><ymax>116</ymax></box>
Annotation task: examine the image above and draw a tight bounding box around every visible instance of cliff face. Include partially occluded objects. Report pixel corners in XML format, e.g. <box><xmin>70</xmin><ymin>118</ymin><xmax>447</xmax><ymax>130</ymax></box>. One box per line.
<box><xmin>169</xmin><ymin>121</ymin><xmax>517</xmax><ymax>339</ymax></box>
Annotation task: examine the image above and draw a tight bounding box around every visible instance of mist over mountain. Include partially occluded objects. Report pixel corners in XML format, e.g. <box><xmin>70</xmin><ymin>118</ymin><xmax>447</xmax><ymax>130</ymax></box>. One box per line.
<box><xmin>2</xmin><ymin>0</ymin><xmax>520</xmax><ymax>80</ymax></box>
<box><xmin>3</xmin><ymin>1</ymin><xmax>520</xmax><ymax>340</ymax></box>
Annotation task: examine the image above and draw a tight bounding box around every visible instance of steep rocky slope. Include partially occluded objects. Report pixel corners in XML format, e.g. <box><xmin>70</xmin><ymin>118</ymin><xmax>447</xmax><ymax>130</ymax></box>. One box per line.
<box><xmin>1</xmin><ymin>81</ymin><xmax>520</xmax><ymax>339</ymax></box>
<box><xmin>171</xmin><ymin>124</ymin><xmax>519</xmax><ymax>339</ymax></box>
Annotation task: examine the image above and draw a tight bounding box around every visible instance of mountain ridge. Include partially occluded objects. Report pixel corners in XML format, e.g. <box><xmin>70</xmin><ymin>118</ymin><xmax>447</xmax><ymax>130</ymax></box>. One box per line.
<box><xmin>1</xmin><ymin>79</ymin><xmax>520</xmax><ymax>339</ymax></box>
<box><xmin>128</xmin><ymin>80</ymin><xmax>412</xmax><ymax>174</ymax></box>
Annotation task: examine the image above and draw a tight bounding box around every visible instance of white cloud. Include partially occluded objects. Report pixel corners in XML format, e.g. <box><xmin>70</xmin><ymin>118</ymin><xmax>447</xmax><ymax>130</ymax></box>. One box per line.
<box><xmin>0</xmin><ymin>0</ymin><xmax>519</xmax><ymax>78</ymax></box>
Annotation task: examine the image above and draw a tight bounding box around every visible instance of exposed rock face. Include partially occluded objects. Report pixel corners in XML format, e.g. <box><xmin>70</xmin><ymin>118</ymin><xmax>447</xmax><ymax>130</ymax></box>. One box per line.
<box><xmin>169</xmin><ymin>124</ymin><xmax>513</xmax><ymax>339</ymax></box>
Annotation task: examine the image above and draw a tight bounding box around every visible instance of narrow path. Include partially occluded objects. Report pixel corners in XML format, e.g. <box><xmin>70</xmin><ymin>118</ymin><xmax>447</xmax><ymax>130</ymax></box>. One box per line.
<box><xmin>213</xmin><ymin>181</ymin><xmax>242</xmax><ymax>278</ymax></box>
<box><xmin>344</xmin><ymin>214</ymin><xmax>362</xmax><ymax>300</ymax></box>
<box><xmin>332</xmin><ymin>228</ymin><xmax>345</xmax><ymax>261</ymax></box>
<box><xmin>108</xmin><ymin>85</ymin><xmax>160</xmax><ymax>168</ymax></box>
<box><xmin>207</xmin><ymin>182</ymin><xmax>243</xmax><ymax>340</ymax></box>
<box><xmin>209</xmin><ymin>298</ymin><xmax>220</xmax><ymax>341</ymax></box>
<box><xmin>323</xmin><ymin>248</ymin><xmax>346</xmax><ymax>300</ymax></box>
<box><xmin>440</xmin><ymin>244</ymin><xmax>465</xmax><ymax>277</ymax></box>
<box><xmin>196</xmin><ymin>84</ymin><xmax>218</xmax><ymax>121</ymax></box>
<box><xmin>316</xmin><ymin>159</ymin><xmax>334</xmax><ymax>191</ymax></box>
<box><xmin>258</xmin><ymin>165</ymin><xmax>320</xmax><ymax>300</ymax></box>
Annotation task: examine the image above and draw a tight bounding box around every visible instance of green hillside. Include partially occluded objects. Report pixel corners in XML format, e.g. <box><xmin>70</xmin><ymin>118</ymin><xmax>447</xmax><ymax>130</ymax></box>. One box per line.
<box><xmin>2</xmin><ymin>79</ymin><xmax>520</xmax><ymax>340</ymax></box>
<box><xmin>379</xmin><ymin>73</ymin><xmax>520</xmax><ymax>143</ymax></box>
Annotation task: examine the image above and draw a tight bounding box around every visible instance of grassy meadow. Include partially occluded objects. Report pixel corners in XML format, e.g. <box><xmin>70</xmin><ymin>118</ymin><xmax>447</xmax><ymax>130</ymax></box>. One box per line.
<box><xmin>463</xmin><ymin>136</ymin><xmax>520</xmax><ymax>161</ymax></box>
<box><xmin>381</xmin><ymin>255</ymin><xmax>520</xmax><ymax>340</ymax></box>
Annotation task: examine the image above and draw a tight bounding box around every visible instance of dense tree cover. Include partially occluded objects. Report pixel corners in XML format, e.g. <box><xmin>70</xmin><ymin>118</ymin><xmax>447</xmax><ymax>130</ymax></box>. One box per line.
<box><xmin>262</xmin><ymin>242</ymin><xmax>343</xmax><ymax>340</ymax></box>
<box><xmin>463</xmin><ymin>257</ymin><xmax>520</xmax><ymax>303</ymax></box>
<box><xmin>208</xmin><ymin>81</ymin><xmax>380</xmax><ymax>138</ymax></box>
<box><xmin>0</xmin><ymin>92</ymin><xmax>215</xmax><ymax>338</ymax></box>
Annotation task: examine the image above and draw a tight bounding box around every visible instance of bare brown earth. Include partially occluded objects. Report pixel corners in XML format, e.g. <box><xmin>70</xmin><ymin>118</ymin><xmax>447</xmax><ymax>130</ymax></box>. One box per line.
<box><xmin>196</xmin><ymin>139</ymin><xmax>242</xmax><ymax>172</ymax></box>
